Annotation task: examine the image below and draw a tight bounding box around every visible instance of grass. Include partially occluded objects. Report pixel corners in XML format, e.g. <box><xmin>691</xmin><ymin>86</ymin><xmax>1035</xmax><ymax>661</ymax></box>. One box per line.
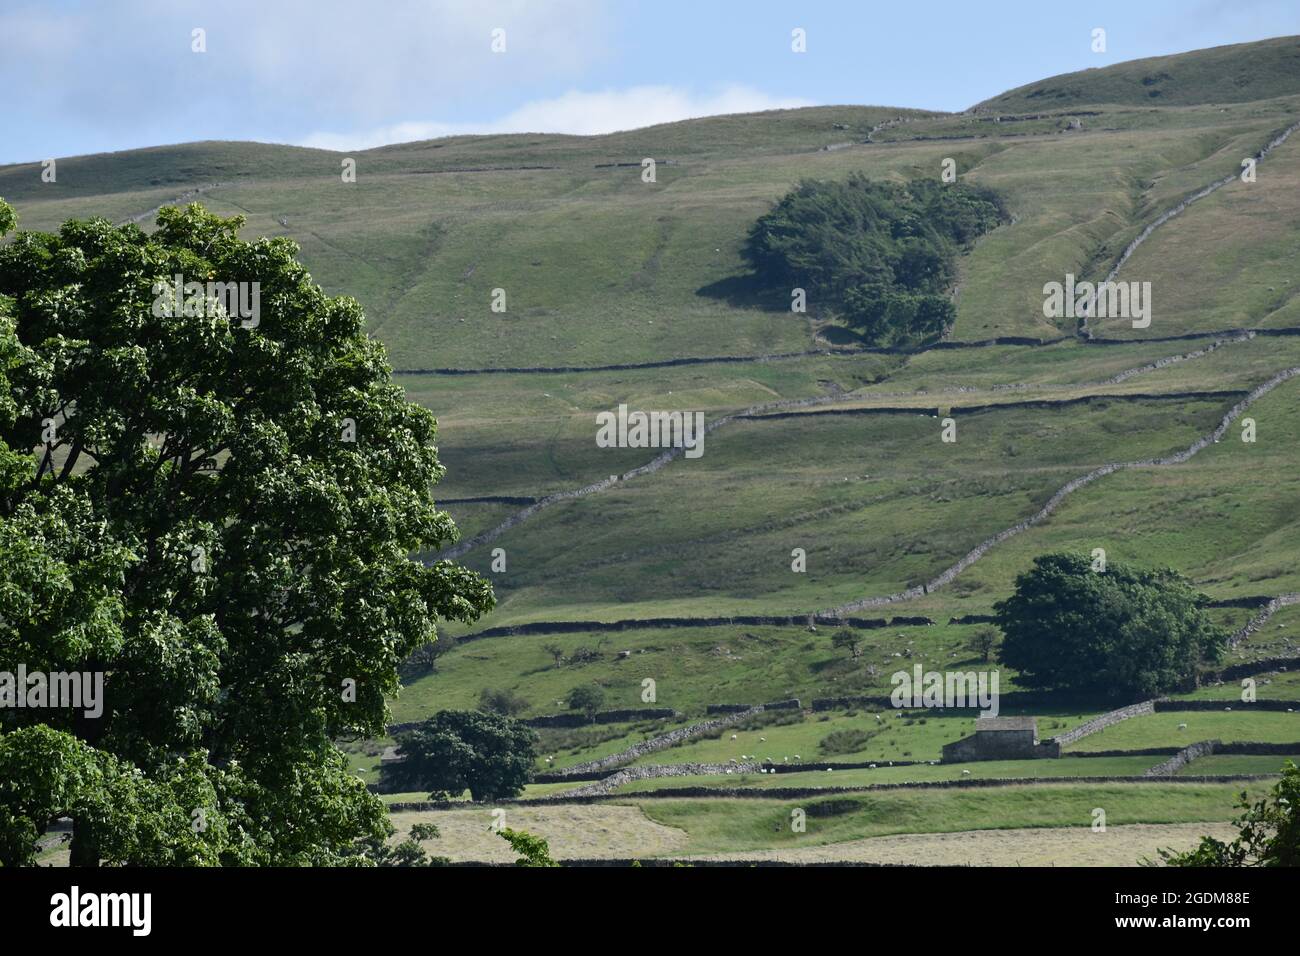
<box><xmin>609</xmin><ymin>755</ymin><xmax>1163</xmax><ymax>793</ymax></box>
<box><xmin>976</xmin><ymin>36</ymin><xmax>1300</xmax><ymax>110</ymax></box>
<box><xmin>624</xmin><ymin>781</ymin><xmax>1268</xmax><ymax>855</ymax></box>
<box><xmin>621</xmin><ymin>708</ymin><xmax>1100</xmax><ymax>767</ymax></box>
<box><xmin>1065</xmin><ymin>710</ymin><xmax>1300</xmax><ymax>751</ymax></box>
<box><xmin>1175</xmin><ymin>754</ymin><xmax>1299</xmax><ymax>775</ymax></box>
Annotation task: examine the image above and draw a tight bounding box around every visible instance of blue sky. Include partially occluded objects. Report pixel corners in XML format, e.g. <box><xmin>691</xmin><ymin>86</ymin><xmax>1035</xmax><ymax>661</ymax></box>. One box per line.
<box><xmin>2</xmin><ymin>0</ymin><xmax>1298</xmax><ymax>164</ymax></box>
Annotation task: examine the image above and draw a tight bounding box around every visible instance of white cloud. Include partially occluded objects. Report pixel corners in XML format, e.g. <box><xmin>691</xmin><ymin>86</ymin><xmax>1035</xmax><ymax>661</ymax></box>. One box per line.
<box><xmin>299</xmin><ymin>84</ymin><xmax>815</xmax><ymax>150</ymax></box>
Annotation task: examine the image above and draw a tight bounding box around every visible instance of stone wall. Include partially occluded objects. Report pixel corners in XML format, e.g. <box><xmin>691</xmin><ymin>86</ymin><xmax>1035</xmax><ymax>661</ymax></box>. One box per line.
<box><xmin>1145</xmin><ymin>740</ymin><xmax>1219</xmax><ymax>776</ymax></box>
<box><xmin>1228</xmin><ymin>593</ymin><xmax>1300</xmax><ymax>647</ymax></box>
<box><xmin>523</xmin><ymin>708</ymin><xmax>676</xmax><ymax>728</ymax></box>
<box><xmin>1207</xmin><ymin>656</ymin><xmax>1300</xmax><ymax>684</ymax></box>
<box><xmin>707</xmin><ymin>698</ymin><xmax>800</xmax><ymax>715</ymax></box>
<box><xmin>553</xmin><ymin>705</ymin><xmax>765</xmax><ymax>776</ymax></box>
<box><xmin>1052</xmin><ymin>700</ymin><xmax>1155</xmax><ymax>747</ymax></box>
<box><xmin>1155</xmin><ymin>699</ymin><xmax>1298</xmax><ymax>713</ymax></box>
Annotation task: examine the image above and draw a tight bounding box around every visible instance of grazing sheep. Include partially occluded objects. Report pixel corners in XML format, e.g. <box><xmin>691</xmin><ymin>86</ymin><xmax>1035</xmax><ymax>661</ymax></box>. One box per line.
<box><xmin>730</xmin><ymin>734</ymin><xmax>738</xmax><ymax>740</ymax></box>
<box><xmin>1178</xmin><ymin>723</ymin><xmax>1188</xmax><ymax>730</ymax></box>
<box><xmin>962</xmin><ymin>770</ymin><xmax>971</xmax><ymax>776</ymax></box>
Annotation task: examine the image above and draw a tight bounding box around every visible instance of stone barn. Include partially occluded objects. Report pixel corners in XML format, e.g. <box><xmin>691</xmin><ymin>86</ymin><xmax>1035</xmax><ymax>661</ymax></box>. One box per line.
<box><xmin>941</xmin><ymin>716</ymin><xmax>1059</xmax><ymax>763</ymax></box>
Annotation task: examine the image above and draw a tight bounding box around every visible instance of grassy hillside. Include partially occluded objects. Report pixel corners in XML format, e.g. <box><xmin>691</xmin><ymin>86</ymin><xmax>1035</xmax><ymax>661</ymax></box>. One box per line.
<box><xmin>975</xmin><ymin>35</ymin><xmax>1300</xmax><ymax>111</ymax></box>
<box><xmin>5</xmin><ymin>36</ymin><xmax>1300</xmax><ymax>833</ymax></box>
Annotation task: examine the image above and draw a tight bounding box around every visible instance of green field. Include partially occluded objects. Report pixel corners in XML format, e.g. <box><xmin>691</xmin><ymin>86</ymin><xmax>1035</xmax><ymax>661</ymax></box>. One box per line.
<box><xmin>610</xmin><ymin>755</ymin><xmax>1164</xmax><ymax>793</ymax></box>
<box><xmin>1066</xmin><ymin>710</ymin><xmax>1300</xmax><ymax>751</ymax></box>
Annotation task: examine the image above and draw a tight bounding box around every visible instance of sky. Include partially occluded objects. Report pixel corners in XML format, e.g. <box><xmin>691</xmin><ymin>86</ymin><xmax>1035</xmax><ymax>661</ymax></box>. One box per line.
<box><xmin>2</xmin><ymin>0</ymin><xmax>1298</xmax><ymax>165</ymax></box>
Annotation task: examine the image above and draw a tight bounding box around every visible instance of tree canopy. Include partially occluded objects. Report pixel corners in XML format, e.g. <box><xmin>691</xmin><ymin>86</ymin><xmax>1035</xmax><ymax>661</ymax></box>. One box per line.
<box><xmin>387</xmin><ymin>710</ymin><xmax>536</xmax><ymax>802</ymax></box>
<box><xmin>993</xmin><ymin>552</ymin><xmax>1225</xmax><ymax>700</ymax></box>
<box><xmin>0</xmin><ymin>200</ymin><xmax>493</xmax><ymax>865</ymax></box>
<box><xmin>742</xmin><ymin>174</ymin><xmax>1007</xmax><ymax>345</ymax></box>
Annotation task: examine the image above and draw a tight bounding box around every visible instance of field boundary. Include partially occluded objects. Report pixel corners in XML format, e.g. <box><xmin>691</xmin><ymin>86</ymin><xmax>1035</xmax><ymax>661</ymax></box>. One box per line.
<box><xmin>438</xmin><ymin>365</ymin><xmax>1293</xmax><ymax>563</ymax></box>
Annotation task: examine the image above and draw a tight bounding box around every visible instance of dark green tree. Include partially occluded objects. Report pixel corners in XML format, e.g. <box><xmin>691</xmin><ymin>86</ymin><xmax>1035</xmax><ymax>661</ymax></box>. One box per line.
<box><xmin>741</xmin><ymin>175</ymin><xmax>1005</xmax><ymax>345</ymax></box>
<box><xmin>0</xmin><ymin>200</ymin><xmax>493</xmax><ymax>865</ymax></box>
<box><xmin>389</xmin><ymin>710</ymin><xmax>536</xmax><ymax>801</ymax></box>
<box><xmin>970</xmin><ymin>625</ymin><xmax>1000</xmax><ymax>663</ymax></box>
<box><xmin>993</xmin><ymin>553</ymin><xmax>1225</xmax><ymax>699</ymax></box>
<box><xmin>566</xmin><ymin>684</ymin><xmax>605</xmax><ymax>722</ymax></box>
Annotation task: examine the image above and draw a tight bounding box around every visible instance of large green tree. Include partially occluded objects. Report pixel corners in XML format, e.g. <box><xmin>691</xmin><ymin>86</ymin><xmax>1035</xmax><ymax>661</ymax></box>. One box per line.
<box><xmin>0</xmin><ymin>200</ymin><xmax>493</xmax><ymax>865</ymax></box>
<box><xmin>993</xmin><ymin>553</ymin><xmax>1225</xmax><ymax>700</ymax></box>
<box><xmin>387</xmin><ymin>710</ymin><xmax>536</xmax><ymax>802</ymax></box>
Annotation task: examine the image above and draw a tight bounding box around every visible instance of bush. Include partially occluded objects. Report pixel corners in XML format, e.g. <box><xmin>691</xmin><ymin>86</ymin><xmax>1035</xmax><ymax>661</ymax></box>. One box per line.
<box><xmin>818</xmin><ymin>728</ymin><xmax>879</xmax><ymax>756</ymax></box>
<box><xmin>478</xmin><ymin>687</ymin><xmax>530</xmax><ymax>717</ymax></box>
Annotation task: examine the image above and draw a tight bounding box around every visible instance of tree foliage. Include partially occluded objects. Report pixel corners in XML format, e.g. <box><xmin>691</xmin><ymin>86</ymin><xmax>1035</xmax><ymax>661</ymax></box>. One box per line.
<box><xmin>497</xmin><ymin>826</ymin><xmax>558</xmax><ymax>867</ymax></box>
<box><xmin>993</xmin><ymin>553</ymin><xmax>1225</xmax><ymax>699</ymax></box>
<box><xmin>0</xmin><ymin>200</ymin><xmax>493</xmax><ymax>865</ymax></box>
<box><xmin>742</xmin><ymin>174</ymin><xmax>1007</xmax><ymax>345</ymax></box>
<box><xmin>566</xmin><ymin>684</ymin><xmax>605</xmax><ymax>721</ymax></box>
<box><xmin>1159</xmin><ymin>761</ymin><xmax>1300</xmax><ymax>867</ymax></box>
<box><xmin>388</xmin><ymin>710</ymin><xmax>536</xmax><ymax>802</ymax></box>
<box><xmin>831</xmin><ymin>627</ymin><xmax>862</xmax><ymax>660</ymax></box>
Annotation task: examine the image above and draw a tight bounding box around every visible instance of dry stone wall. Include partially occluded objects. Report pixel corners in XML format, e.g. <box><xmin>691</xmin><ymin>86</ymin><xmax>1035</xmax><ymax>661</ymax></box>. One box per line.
<box><xmin>1145</xmin><ymin>740</ymin><xmax>1219</xmax><ymax>776</ymax></box>
<box><xmin>554</xmin><ymin>705</ymin><xmax>765</xmax><ymax>776</ymax></box>
<box><xmin>1052</xmin><ymin>700</ymin><xmax>1156</xmax><ymax>747</ymax></box>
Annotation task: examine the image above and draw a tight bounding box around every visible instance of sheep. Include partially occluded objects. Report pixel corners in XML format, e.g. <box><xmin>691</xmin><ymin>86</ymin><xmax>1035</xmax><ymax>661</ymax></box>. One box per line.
<box><xmin>1178</xmin><ymin>723</ymin><xmax>1188</xmax><ymax>730</ymax></box>
<box><xmin>730</xmin><ymin>733</ymin><xmax>738</xmax><ymax>740</ymax></box>
<box><xmin>962</xmin><ymin>769</ymin><xmax>971</xmax><ymax>776</ymax></box>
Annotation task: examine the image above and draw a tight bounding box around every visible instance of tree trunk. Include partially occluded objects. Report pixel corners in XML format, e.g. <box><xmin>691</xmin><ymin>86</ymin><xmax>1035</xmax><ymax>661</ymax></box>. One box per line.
<box><xmin>68</xmin><ymin>819</ymin><xmax>99</xmax><ymax>867</ymax></box>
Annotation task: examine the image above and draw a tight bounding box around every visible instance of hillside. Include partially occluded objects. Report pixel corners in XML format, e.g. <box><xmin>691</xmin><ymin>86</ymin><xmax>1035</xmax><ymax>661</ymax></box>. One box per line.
<box><xmin>5</xmin><ymin>35</ymin><xmax>1300</xmax><ymax>852</ymax></box>
<box><xmin>975</xmin><ymin>34</ymin><xmax>1300</xmax><ymax>111</ymax></box>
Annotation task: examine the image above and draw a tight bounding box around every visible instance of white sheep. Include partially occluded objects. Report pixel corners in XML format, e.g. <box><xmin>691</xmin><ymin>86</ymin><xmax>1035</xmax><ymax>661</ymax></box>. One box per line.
<box><xmin>1178</xmin><ymin>723</ymin><xmax>1188</xmax><ymax>730</ymax></box>
<box><xmin>962</xmin><ymin>769</ymin><xmax>971</xmax><ymax>776</ymax></box>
